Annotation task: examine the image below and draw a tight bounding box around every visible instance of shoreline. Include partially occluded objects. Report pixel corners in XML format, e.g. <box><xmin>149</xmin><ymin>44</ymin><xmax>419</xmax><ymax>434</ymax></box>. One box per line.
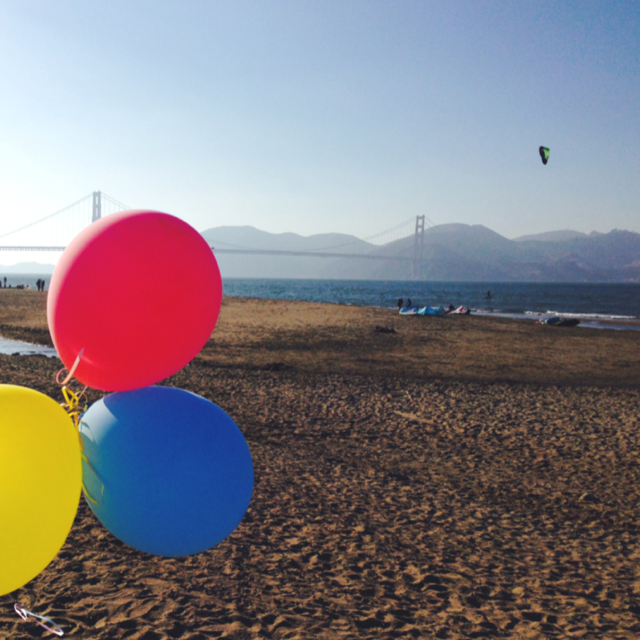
<box><xmin>472</xmin><ymin>309</ymin><xmax>640</xmax><ymax>331</ymax></box>
<box><xmin>2</xmin><ymin>291</ymin><xmax>640</xmax><ymax>387</ymax></box>
<box><xmin>220</xmin><ymin>278</ymin><xmax>640</xmax><ymax>322</ymax></box>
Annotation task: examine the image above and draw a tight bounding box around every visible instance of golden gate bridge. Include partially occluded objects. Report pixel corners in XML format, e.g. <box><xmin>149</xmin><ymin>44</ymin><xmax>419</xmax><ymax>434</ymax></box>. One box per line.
<box><xmin>0</xmin><ymin>191</ymin><xmax>433</xmax><ymax>277</ymax></box>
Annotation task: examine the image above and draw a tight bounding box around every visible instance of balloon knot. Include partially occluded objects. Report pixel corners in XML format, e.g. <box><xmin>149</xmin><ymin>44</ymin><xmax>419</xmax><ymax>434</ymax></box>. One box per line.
<box><xmin>56</xmin><ymin>348</ymin><xmax>85</xmax><ymax>386</ymax></box>
<box><xmin>59</xmin><ymin>385</ymin><xmax>88</xmax><ymax>431</ymax></box>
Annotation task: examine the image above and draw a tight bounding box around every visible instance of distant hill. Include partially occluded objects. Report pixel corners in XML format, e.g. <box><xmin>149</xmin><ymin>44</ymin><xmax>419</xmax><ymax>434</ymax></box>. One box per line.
<box><xmin>513</xmin><ymin>230</ymin><xmax>588</xmax><ymax>242</ymax></box>
<box><xmin>201</xmin><ymin>226</ymin><xmax>376</xmax><ymax>279</ymax></box>
<box><xmin>202</xmin><ymin>226</ymin><xmax>373</xmax><ymax>253</ymax></box>
<box><xmin>201</xmin><ymin>224</ymin><xmax>640</xmax><ymax>282</ymax></box>
<box><xmin>513</xmin><ymin>229</ymin><xmax>605</xmax><ymax>242</ymax></box>
<box><xmin>0</xmin><ymin>262</ymin><xmax>55</xmax><ymax>274</ymax></box>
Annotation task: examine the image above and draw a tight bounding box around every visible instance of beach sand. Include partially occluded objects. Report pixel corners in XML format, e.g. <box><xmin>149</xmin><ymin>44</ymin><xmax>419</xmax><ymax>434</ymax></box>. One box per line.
<box><xmin>2</xmin><ymin>292</ymin><xmax>640</xmax><ymax>638</ymax></box>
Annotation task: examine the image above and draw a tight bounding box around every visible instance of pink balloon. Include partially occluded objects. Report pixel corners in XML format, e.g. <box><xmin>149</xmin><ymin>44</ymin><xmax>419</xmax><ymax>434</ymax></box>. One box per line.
<box><xmin>48</xmin><ymin>210</ymin><xmax>222</xmax><ymax>391</ymax></box>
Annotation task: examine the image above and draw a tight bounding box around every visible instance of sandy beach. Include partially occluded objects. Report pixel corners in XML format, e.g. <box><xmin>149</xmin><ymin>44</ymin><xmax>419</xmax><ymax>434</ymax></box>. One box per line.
<box><xmin>2</xmin><ymin>291</ymin><xmax>640</xmax><ymax>639</ymax></box>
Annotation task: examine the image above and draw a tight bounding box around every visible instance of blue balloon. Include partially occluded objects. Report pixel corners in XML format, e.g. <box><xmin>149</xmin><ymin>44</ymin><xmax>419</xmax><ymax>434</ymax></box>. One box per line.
<box><xmin>79</xmin><ymin>386</ymin><xmax>253</xmax><ymax>556</ymax></box>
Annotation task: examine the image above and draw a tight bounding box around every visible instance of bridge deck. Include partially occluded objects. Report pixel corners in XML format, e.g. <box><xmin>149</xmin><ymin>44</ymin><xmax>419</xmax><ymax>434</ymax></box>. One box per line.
<box><xmin>0</xmin><ymin>246</ymin><xmax>412</xmax><ymax>260</ymax></box>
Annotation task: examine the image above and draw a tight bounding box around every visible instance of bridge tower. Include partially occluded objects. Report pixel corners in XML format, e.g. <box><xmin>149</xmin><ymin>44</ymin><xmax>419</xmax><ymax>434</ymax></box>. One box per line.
<box><xmin>92</xmin><ymin>191</ymin><xmax>102</xmax><ymax>222</ymax></box>
<box><xmin>411</xmin><ymin>215</ymin><xmax>425</xmax><ymax>279</ymax></box>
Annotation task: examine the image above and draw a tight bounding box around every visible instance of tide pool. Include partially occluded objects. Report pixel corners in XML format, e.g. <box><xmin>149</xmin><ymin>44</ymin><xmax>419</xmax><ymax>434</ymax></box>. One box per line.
<box><xmin>0</xmin><ymin>338</ymin><xmax>58</xmax><ymax>357</ymax></box>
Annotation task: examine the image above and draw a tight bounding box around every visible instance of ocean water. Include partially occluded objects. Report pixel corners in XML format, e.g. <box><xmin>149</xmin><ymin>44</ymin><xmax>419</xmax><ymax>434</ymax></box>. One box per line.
<box><xmin>222</xmin><ymin>279</ymin><xmax>640</xmax><ymax>317</ymax></box>
<box><xmin>222</xmin><ymin>279</ymin><xmax>640</xmax><ymax>330</ymax></box>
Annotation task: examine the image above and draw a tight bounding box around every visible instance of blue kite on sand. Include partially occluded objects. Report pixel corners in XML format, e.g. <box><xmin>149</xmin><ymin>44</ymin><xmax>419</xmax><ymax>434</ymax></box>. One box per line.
<box><xmin>399</xmin><ymin>305</ymin><xmax>447</xmax><ymax>317</ymax></box>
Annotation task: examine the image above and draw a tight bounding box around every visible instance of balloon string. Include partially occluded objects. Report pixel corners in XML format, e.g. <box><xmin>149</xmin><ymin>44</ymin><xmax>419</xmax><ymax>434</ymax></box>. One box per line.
<box><xmin>57</xmin><ymin>376</ymin><xmax>105</xmax><ymax>505</ymax></box>
<box><xmin>79</xmin><ymin>451</ymin><xmax>104</xmax><ymax>505</ymax></box>
<box><xmin>14</xmin><ymin>603</ymin><xmax>64</xmax><ymax>636</ymax></box>
<box><xmin>56</xmin><ymin>348</ymin><xmax>84</xmax><ymax>386</ymax></box>
<box><xmin>59</xmin><ymin>386</ymin><xmax>88</xmax><ymax>431</ymax></box>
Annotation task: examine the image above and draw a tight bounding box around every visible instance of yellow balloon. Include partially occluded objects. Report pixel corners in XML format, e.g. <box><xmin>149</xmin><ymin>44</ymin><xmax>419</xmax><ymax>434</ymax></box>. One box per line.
<box><xmin>0</xmin><ymin>384</ymin><xmax>81</xmax><ymax>596</ymax></box>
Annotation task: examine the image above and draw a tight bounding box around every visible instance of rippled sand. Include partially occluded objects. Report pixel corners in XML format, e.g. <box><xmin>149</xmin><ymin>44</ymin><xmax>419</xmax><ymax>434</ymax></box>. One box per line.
<box><xmin>2</xmin><ymin>293</ymin><xmax>640</xmax><ymax>639</ymax></box>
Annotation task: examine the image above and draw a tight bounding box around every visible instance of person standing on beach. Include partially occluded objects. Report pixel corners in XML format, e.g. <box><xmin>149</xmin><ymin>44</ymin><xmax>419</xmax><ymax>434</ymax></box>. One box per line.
<box><xmin>397</xmin><ymin>298</ymin><xmax>404</xmax><ymax>310</ymax></box>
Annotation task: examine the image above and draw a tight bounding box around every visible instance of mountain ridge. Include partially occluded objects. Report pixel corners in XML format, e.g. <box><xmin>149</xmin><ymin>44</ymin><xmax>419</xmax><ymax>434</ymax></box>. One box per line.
<box><xmin>2</xmin><ymin>225</ymin><xmax>638</xmax><ymax>282</ymax></box>
<box><xmin>201</xmin><ymin>224</ymin><xmax>640</xmax><ymax>282</ymax></box>
<box><xmin>0</xmin><ymin>262</ymin><xmax>56</xmax><ymax>274</ymax></box>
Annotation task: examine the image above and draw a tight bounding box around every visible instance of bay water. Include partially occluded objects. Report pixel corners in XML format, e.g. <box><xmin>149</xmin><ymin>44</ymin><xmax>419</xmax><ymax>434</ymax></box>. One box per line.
<box><xmin>222</xmin><ymin>279</ymin><xmax>640</xmax><ymax>318</ymax></box>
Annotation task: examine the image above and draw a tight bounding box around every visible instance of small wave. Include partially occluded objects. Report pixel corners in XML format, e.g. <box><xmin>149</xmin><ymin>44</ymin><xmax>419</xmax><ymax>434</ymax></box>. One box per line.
<box><xmin>545</xmin><ymin>311</ymin><xmax>636</xmax><ymax>320</ymax></box>
<box><xmin>580</xmin><ymin>321</ymin><xmax>640</xmax><ymax>332</ymax></box>
<box><xmin>522</xmin><ymin>310</ymin><xmax>637</xmax><ymax>320</ymax></box>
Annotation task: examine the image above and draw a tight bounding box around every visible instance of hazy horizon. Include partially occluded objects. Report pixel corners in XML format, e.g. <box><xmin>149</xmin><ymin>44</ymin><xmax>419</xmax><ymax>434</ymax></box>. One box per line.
<box><xmin>0</xmin><ymin>223</ymin><xmax>640</xmax><ymax>282</ymax></box>
<box><xmin>0</xmin><ymin>220</ymin><xmax>634</xmax><ymax>269</ymax></box>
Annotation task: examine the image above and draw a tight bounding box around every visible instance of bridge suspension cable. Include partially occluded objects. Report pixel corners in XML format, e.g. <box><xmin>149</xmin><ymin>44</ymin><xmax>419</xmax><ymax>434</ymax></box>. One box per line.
<box><xmin>207</xmin><ymin>216</ymin><xmax>431</xmax><ymax>255</ymax></box>
<box><xmin>0</xmin><ymin>192</ymin><xmax>94</xmax><ymax>240</ymax></box>
<box><xmin>102</xmin><ymin>193</ymin><xmax>132</xmax><ymax>212</ymax></box>
<box><xmin>0</xmin><ymin>192</ymin><xmax>131</xmax><ymax>251</ymax></box>
<box><xmin>0</xmin><ymin>191</ymin><xmax>434</xmax><ymax>272</ymax></box>
<box><xmin>313</xmin><ymin>217</ymin><xmax>418</xmax><ymax>252</ymax></box>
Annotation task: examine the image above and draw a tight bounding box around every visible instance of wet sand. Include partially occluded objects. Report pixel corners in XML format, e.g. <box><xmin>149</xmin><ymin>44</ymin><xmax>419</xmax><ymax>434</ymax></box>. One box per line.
<box><xmin>2</xmin><ymin>292</ymin><xmax>640</xmax><ymax>638</ymax></box>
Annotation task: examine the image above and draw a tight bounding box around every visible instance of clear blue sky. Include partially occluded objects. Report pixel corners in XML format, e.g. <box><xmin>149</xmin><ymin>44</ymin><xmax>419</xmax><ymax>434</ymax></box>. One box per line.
<box><xmin>0</xmin><ymin>0</ymin><xmax>638</xmax><ymax>264</ymax></box>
